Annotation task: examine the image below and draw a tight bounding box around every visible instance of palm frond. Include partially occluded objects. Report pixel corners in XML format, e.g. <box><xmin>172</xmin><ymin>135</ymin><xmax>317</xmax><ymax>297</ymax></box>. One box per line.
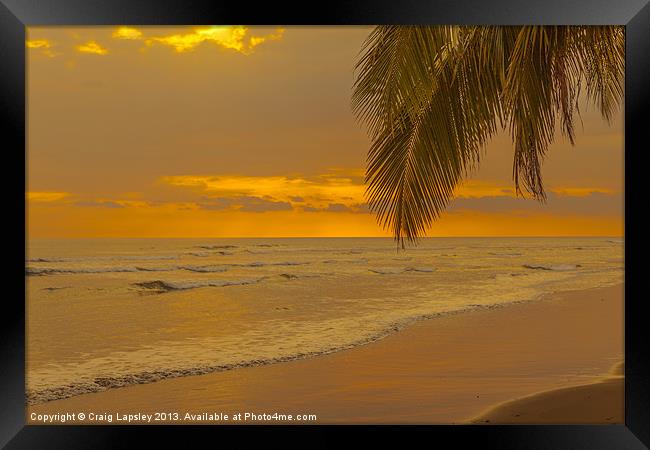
<box><xmin>358</xmin><ymin>26</ymin><xmax>508</xmax><ymax>245</ymax></box>
<box><xmin>352</xmin><ymin>26</ymin><xmax>454</xmax><ymax>138</ymax></box>
<box><xmin>353</xmin><ymin>25</ymin><xmax>624</xmax><ymax>244</ymax></box>
<box><xmin>579</xmin><ymin>26</ymin><xmax>625</xmax><ymax>122</ymax></box>
<box><xmin>503</xmin><ymin>26</ymin><xmax>557</xmax><ymax>199</ymax></box>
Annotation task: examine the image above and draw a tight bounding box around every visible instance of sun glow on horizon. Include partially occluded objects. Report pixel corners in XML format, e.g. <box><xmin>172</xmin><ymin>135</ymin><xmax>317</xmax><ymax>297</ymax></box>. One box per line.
<box><xmin>26</xmin><ymin>171</ymin><xmax>623</xmax><ymax>238</ymax></box>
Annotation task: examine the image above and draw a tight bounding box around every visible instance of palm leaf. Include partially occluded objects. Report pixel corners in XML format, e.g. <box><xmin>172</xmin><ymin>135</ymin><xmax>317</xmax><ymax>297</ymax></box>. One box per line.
<box><xmin>353</xmin><ymin>25</ymin><xmax>624</xmax><ymax>245</ymax></box>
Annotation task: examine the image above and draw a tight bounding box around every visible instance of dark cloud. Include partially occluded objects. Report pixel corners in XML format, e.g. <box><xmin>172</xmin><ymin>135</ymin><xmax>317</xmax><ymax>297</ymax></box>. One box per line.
<box><xmin>302</xmin><ymin>202</ymin><xmax>369</xmax><ymax>214</ymax></box>
<box><xmin>326</xmin><ymin>203</ymin><xmax>352</xmax><ymax>212</ymax></box>
<box><xmin>355</xmin><ymin>203</ymin><xmax>370</xmax><ymax>213</ymax></box>
<box><xmin>75</xmin><ymin>200</ymin><xmax>124</xmax><ymax>208</ymax></box>
<box><xmin>198</xmin><ymin>196</ymin><xmax>292</xmax><ymax>213</ymax></box>
<box><xmin>239</xmin><ymin>197</ymin><xmax>292</xmax><ymax>212</ymax></box>
<box><xmin>289</xmin><ymin>196</ymin><xmax>305</xmax><ymax>202</ymax></box>
<box><xmin>448</xmin><ymin>191</ymin><xmax>622</xmax><ymax>216</ymax></box>
<box><xmin>198</xmin><ymin>196</ymin><xmax>235</xmax><ymax>210</ymax></box>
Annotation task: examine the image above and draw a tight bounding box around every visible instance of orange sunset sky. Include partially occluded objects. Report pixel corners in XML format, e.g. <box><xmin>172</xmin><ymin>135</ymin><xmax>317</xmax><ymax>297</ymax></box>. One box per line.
<box><xmin>27</xmin><ymin>26</ymin><xmax>624</xmax><ymax>238</ymax></box>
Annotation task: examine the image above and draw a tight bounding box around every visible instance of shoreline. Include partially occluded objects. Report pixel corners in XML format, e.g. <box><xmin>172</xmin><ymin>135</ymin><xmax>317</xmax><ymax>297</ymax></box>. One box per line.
<box><xmin>27</xmin><ymin>284</ymin><xmax>611</xmax><ymax>406</ymax></box>
<box><xmin>471</xmin><ymin>361</ymin><xmax>624</xmax><ymax>424</ymax></box>
<box><xmin>28</xmin><ymin>283</ymin><xmax>624</xmax><ymax>424</ymax></box>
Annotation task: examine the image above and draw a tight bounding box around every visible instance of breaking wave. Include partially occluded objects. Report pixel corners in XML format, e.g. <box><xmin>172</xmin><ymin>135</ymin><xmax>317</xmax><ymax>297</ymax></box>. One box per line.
<box><xmin>28</xmin><ymin>267</ymin><xmax>142</xmax><ymax>276</ymax></box>
<box><xmin>404</xmin><ymin>266</ymin><xmax>436</xmax><ymax>273</ymax></box>
<box><xmin>179</xmin><ymin>265</ymin><xmax>228</xmax><ymax>273</ymax></box>
<box><xmin>195</xmin><ymin>245</ymin><xmax>238</xmax><ymax>250</ymax></box>
<box><xmin>233</xmin><ymin>261</ymin><xmax>309</xmax><ymax>268</ymax></box>
<box><xmin>27</xmin><ymin>255</ymin><xmax>179</xmax><ymax>264</ymax></box>
<box><xmin>27</xmin><ymin>260</ymin><xmax>311</xmax><ymax>276</ymax></box>
<box><xmin>523</xmin><ymin>263</ymin><xmax>581</xmax><ymax>271</ymax></box>
<box><xmin>369</xmin><ymin>266</ymin><xmax>435</xmax><ymax>275</ymax></box>
<box><xmin>25</xmin><ymin>295</ymin><xmax>540</xmax><ymax>406</ymax></box>
<box><xmin>27</xmin><ymin>265</ymin><xmax>230</xmax><ymax>276</ymax></box>
<box><xmin>134</xmin><ymin>278</ymin><xmax>263</xmax><ymax>292</ymax></box>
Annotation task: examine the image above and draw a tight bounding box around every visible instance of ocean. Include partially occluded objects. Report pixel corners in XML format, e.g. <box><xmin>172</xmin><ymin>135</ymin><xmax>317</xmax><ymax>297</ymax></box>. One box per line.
<box><xmin>26</xmin><ymin>237</ymin><xmax>624</xmax><ymax>404</ymax></box>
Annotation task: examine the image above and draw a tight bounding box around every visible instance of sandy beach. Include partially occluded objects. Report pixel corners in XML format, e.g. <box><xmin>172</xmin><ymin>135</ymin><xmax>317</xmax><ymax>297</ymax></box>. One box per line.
<box><xmin>472</xmin><ymin>361</ymin><xmax>624</xmax><ymax>424</ymax></box>
<box><xmin>27</xmin><ymin>283</ymin><xmax>623</xmax><ymax>425</ymax></box>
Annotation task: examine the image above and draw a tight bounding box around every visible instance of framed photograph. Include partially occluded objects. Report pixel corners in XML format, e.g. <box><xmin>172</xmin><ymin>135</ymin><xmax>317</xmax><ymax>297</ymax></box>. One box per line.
<box><xmin>2</xmin><ymin>0</ymin><xmax>648</xmax><ymax>447</ymax></box>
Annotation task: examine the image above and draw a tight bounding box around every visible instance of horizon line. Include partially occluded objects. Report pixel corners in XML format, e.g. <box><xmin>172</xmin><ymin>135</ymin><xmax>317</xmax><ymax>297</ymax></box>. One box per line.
<box><xmin>26</xmin><ymin>235</ymin><xmax>625</xmax><ymax>239</ymax></box>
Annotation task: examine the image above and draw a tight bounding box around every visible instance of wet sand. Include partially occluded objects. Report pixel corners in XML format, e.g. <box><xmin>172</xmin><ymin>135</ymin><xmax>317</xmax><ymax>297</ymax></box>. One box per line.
<box><xmin>471</xmin><ymin>364</ymin><xmax>623</xmax><ymax>424</ymax></box>
<box><xmin>27</xmin><ymin>284</ymin><xmax>623</xmax><ymax>424</ymax></box>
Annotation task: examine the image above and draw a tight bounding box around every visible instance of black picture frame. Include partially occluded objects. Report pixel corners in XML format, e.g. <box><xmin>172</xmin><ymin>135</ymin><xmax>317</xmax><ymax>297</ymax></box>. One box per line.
<box><xmin>2</xmin><ymin>0</ymin><xmax>647</xmax><ymax>448</ymax></box>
